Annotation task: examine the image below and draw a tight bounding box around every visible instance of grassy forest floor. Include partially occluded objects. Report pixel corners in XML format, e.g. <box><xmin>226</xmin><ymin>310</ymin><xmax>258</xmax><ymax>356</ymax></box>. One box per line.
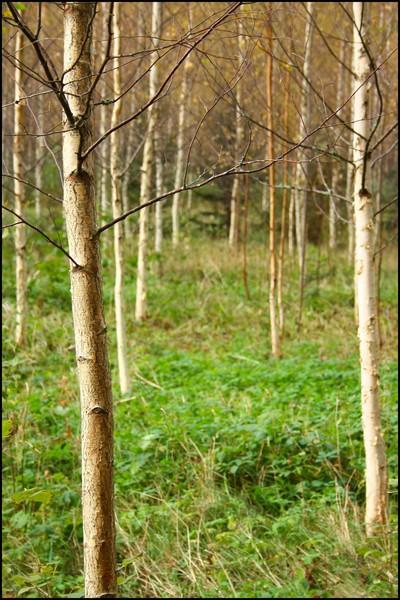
<box><xmin>2</xmin><ymin>228</ymin><xmax>398</xmax><ymax>598</ymax></box>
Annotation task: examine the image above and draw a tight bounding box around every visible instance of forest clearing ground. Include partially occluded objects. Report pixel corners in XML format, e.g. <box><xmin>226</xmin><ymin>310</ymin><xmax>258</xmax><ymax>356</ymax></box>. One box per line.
<box><xmin>2</xmin><ymin>234</ymin><xmax>398</xmax><ymax>598</ymax></box>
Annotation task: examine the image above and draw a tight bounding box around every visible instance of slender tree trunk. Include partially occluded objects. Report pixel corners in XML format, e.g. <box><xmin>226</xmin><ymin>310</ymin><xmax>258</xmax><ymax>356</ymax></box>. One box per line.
<box><xmin>296</xmin><ymin>1</ymin><xmax>313</xmax><ymax>328</ymax></box>
<box><xmin>374</xmin><ymin>161</ymin><xmax>383</xmax><ymax>348</ymax></box>
<box><xmin>136</xmin><ymin>1</ymin><xmax>161</xmax><ymax>320</ymax></box>
<box><xmin>346</xmin><ymin>155</ymin><xmax>355</xmax><ymax>264</ymax></box>
<box><xmin>288</xmin><ymin>165</ymin><xmax>295</xmax><ymax>257</ymax></box>
<box><xmin>14</xmin><ymin>30</ymin><xmax>27</xmax><ymax>348</ymax></box>
<box><xmin>171</xmin><ymin>38</ymin><xmax>191</xmax><ymax>247</ymax></box>
<box><xmin>261</xmin><ymin>180</ymin><xmax>268</xmax><ymax>212</ymax></box>
<box><xmin>242</xmin><ymin>173</ymin><xmax>250</xmax><ymax>299</ymax></box>
<box><xmin>329</xmin><ymin>41</ymin><xmax>345</xmax><ymax>251</ymax></box>
<box><xmin>111</xmin><ymin>2</ymin><xmax>129</xmax><ymax>393</ymax></box>
<box><xmin>277</xmin><ymin>68</ymin><xmax>290</xmax><ymax>337</ymax></box>
<box><xmin>34</xmin><ymin>108</ymin><xmax>43</xmax><ymax>220</ymax></box>
<box><xmin>63</xmin><ymin>3</ymin><xmax>116</xmax><ymax>595</ymax></box>
<box><xmin>154</xmin><ymin>3</ymin><xmax>164</xmax><ymax>256</ymax></box>
<box><xmin>266</xmin><ymin>7</ymin><xmax>280</xmax><ymax>357</ymax></box>
<box><xmin>229</xmin><ymin>17</ymin><xmax>244</xmax><ymax>250</ymax></box>
<box><xmin>99</xmin><ymin>2</ymin><xmax>109</xmax><ymax>224</ymax></box>
<box><xmin>352</xmin><ymin>1</ymin><xmax>387</xmax><ymax>536</ymax></box>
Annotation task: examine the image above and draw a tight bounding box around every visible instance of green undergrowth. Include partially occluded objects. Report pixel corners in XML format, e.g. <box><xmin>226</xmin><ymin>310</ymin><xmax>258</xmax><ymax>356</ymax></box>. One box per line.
<box><xmin>2</xmin><ymin>232</ymin><xmax>398</xmax><ymax>598</ymax></box>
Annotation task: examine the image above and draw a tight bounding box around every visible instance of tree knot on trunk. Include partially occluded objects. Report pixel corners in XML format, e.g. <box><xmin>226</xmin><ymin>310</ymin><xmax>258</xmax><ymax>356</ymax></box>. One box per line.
<box><xmin>89</xmin><ymin>405</ymin><xmax>108</xmax><ymax>415</ymax></box>
<box><xmin>358</xmin><ymin>188</ymin><xmax>372</xmax><ymax>199</ymax></box>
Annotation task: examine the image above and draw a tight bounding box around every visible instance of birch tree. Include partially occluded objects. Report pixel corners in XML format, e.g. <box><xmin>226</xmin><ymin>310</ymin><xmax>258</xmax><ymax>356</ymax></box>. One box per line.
<box><xmin>14</xmin><ymin>29</ymin><xmax>27</xmax><ymax>347</ymax></box>
<box><xmin>154</xmin><ymin>4</ymin><xmax>164</xmax><ymax>256</ymax></box>
<box><xmin>171</xmin><ymin>47</ymin><xmax>191</xmax><ymax>248</ymax></box>
<box><xmin>136</xmin><ymin>1</ymin><xmax>161</xmax><ymax>320</ymax></box>
<box><xmin>329</xmin><ymin>41</ymin><xmax>346</xmax><ymax>251</ymax></box>
<box><xmin>295</xmin><ymin>1</ymin><xmax>313</xmax><ymax>328</ymax></box>
<box><xmin>111</xmin><ymin>2</ymin><xmax>129</xmax><ymax>393</ymax></box>
<box><xmin>352</xmin><ymin>1</ymin><xmax>388</xmax><ymax>536</ymax></box>
<box><xmin>228</xmin><ymin>14</ymin><xmax>244</xmax><ymax>249</ymax></box>
<box><xmin>266</xmin><ymin>5</ymin><xmax>280</xmax><ymax>357</ymax></box>
<box><xmin>63</xmin><ymin>3</ymin><xmax>116</xmax><ymax>594</ymax></box>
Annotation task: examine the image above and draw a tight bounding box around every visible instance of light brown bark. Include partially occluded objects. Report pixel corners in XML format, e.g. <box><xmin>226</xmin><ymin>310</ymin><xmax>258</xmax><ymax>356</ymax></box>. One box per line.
<box><xmin>63</xmin><ymin>3</ymin><xmax>116</xmax><ymax>595</ymax></box>
<box><xmin>352</xmin><ymin>1</ymin><xmax>388</xmax><ymax>536</ymax></box>
<box><xmin>14</xmin><ymin>29</ymin><xmax>28</xmax><ymax>347</ymax></box>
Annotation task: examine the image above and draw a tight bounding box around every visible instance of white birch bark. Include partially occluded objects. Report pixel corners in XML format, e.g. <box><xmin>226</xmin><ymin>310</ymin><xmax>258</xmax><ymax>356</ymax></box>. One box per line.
<box><xmin>171</xmin><ymin>56</ymin><xmax>190</xmax><ymax>247</ymax></box>
<box><xmin>295</xmin><ymin>2</ymin><xmax>313</xmax><ymax>272</ymax></box>
<box><xmin>14</xmin><ymin>30</ymin><xmax>28</xmax><ymax>347</ymax></box>
<box><xmin>266</xmin><ymin>9</ymin><xmax>280</xmax><ymax>357</ymax></box>
<box><xmin>346</xmin><ymin>154</ymin><xmax>355</xmax><ymax>263</ymax></box>
<box><xmin>153</xmin><ymin>3</ymin><xmax>164</xmax><ymax>255</ymax></box>
<box><xmin>62</xmin><ymin>3</ymin><xmax>116</xmax><ymax>595</ymax></box>
<box><xmin>352</xmin><ymin>1</ymin><xmax>387</xmax><ymax>536</ymax></box>
<box><xmin>135</xmin><ymin>1</ymin><xmax>161</xmax><ymax>320</ymax></box>
<box><xmin>229</xmin><ymin>17</ymin><xmax>244</xmax><ymax>249</ymax></box>
<box><xmin>329</xmin><ymin>41</ymin><xmax>345</xmax><ymax>251</ymax></box>
<box><xmin>111</xmin><ymin>2</ymin><xmax>129</xmax><ymax>393</ymax></box>
<box><xmin>34</xmin><ymin>108</ymin><xmax>43</xmax><ymax>220</ymax></box>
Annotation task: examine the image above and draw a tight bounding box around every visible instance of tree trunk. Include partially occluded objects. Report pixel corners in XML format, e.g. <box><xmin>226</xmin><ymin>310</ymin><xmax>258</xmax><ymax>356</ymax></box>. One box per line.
<box><xmin>154</xmin><ymin>3</ymin><xmax>164</xmax><ymax>256</ymax></box>
<box><xmin>352</xmin><ymin>1</ymin><xmax>388</xmax><ymax>536</ymax></box>
<box><xmin>34</xmin><ymin>107</ymin><xmax>43</xmax><ymax>220</ymax></box>
<box><xmin>277</xmin><ymin>68</ymin><xmax>290</xmax><ymax>337</ymax></box>
<box><xmin>296</xmin><ymin>1</ymin><xmax>313</xmax><ymax>328</ymax></box>
<box><xmin>171</xmin><ymin>21</ymin><xmax>191</xmax><ymax>248</ymax></box>
<box><xmin>242</xmin><ymin>173</ymin><xmax>250</xmax><ymax>299</ymax></box>
<box><xmin>136</xmin><ymin>1</ymin><xmax>161</xmax><ymax>320</ymax></box>
<box><xmin>329</xmin><ymin>41</ymin><xmax>345</xmax><ymax>252</ymax></box>
<box><xmin>229</xmin><ymin>16</ymin><xmax>244</xmax><ymax>250</ymax></box>
<box><xmin>63</xmin><ymin>3</ymin><xmax>116</xmax><ymax>595</ymax></box>
<box><xmin>266</xmin><ymin>7</ymin><xmax>280</xmax><ymax>357</ymax></box>
<box><xmin>111</xmin><ymin>2</ymin><xmax>129</xmax><ymax>393</ymax></box>
<box><xmin>14</xmin><ymin>29</ymin><xmax>28</xmax><ymax>348</ymax></box>
<box><xmin>99</xmin><ymin>2</ymin><xmax>109</xmax><ymax>225</ymax></box>
<box><xmin>346</xmin><ymin>155</ymin><xmax>355</xmax><ymax>264</ymax></box>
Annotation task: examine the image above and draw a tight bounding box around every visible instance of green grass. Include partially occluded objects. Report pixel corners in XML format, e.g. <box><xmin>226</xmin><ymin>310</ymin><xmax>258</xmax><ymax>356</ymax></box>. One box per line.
<box><xmin>2</xmin><ymin>228</ymin><xmax>398</xmax><ymax>598</ymax></box>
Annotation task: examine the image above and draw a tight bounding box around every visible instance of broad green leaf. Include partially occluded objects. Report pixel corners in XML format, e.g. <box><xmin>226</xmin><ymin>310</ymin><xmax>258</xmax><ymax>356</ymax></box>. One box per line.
<box><xmin>12</xmin><ymin>488</ymin><xmax>52</xmax><ymax>506</ymax></box>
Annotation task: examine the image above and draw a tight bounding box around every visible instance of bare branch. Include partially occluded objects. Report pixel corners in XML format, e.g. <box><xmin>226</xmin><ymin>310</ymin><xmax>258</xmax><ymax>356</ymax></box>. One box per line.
<box><xmin>2</xmin><ymin>204</ymin><xmax>79</xmax><ymax>267</ymax></box>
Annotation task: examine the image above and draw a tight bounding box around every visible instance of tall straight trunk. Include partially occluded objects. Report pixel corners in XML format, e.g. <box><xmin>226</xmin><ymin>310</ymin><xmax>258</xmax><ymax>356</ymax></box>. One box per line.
<box><xmin>111</xmin><ymin>3</ymin><xmax>129</xmax><ymax>393</ymax></box>
<box><xmin>63</xmin><ymin>3</ymin><xmax>116</xmax><ymax>595</ymax></box>
<box><xmin>266</xmin><ymin>7</ymin><xmax>280</xmax><ymax>357</ymax></box>
<box><xmin>261</xmin><ymin>180</ymin><xmax>268</xmax><ymax>212</ymax></box>
<box><xmin>373</xmin><ymin>161</ymin><xmax>383</xmax><ymax>348</ymax></box>
<box><xmin>154</xmin><ymin>3</ymin><xmax>164</xmax><ymax>256</ymax></box>
<box><xmin>329</xmin><ymin>41</ymin><xmax>345</xmax><ymax>251</ymax></box>
<box><xmin>171</xmin><ymin>9</ymin><xmax>192</xmax><ymax>248</ymax></box>
<box><xmin>352</xmin><ymin>1</ymin><xmax>387</xmax><ymax>536</ymax></box>
<box><xmin>242</xmin><ymin>173</ymin><xmax>250</xmax><ymax>299</ymax></box>
<box><xmin>14</xmin><ymin>30</ymin><xmax>27</xmax><ymax>347</ymax></box>
<box><xmin>34</xmin><ymin>108</ymin><xmax>43</xmax><ymax>219</ymax></box>
<box><xmin>229</xmin><ymin>16</ymin><xmax>244</xmax><ymax>249</ymax></box>
<box><xmin>295</xmin><ymin>2</ymin><xmax>313</xmax><ymax>327</ymax></box>
<box><xmin>277</xmin><ymin>68</ymin><xmax>290</xmax><ymax>337</ymax></box>
<box><xmin>288</xmin><ymin>165</ymin><xmax>295</xmax><ymax>256</ymax></box>
<box><xmin>136</xmin><ymin>1</ymin><xmax>161</xmax><ymax>320</ymax></box>
<box><xmin>99</xmin><ymin>2</ymin><xmax>109</xmax><ymax>224</ymax></box>
<box><xmin>346</xmin><ymin>155</ymin><xmax>355</xmax><ymax>264</ymax></box>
